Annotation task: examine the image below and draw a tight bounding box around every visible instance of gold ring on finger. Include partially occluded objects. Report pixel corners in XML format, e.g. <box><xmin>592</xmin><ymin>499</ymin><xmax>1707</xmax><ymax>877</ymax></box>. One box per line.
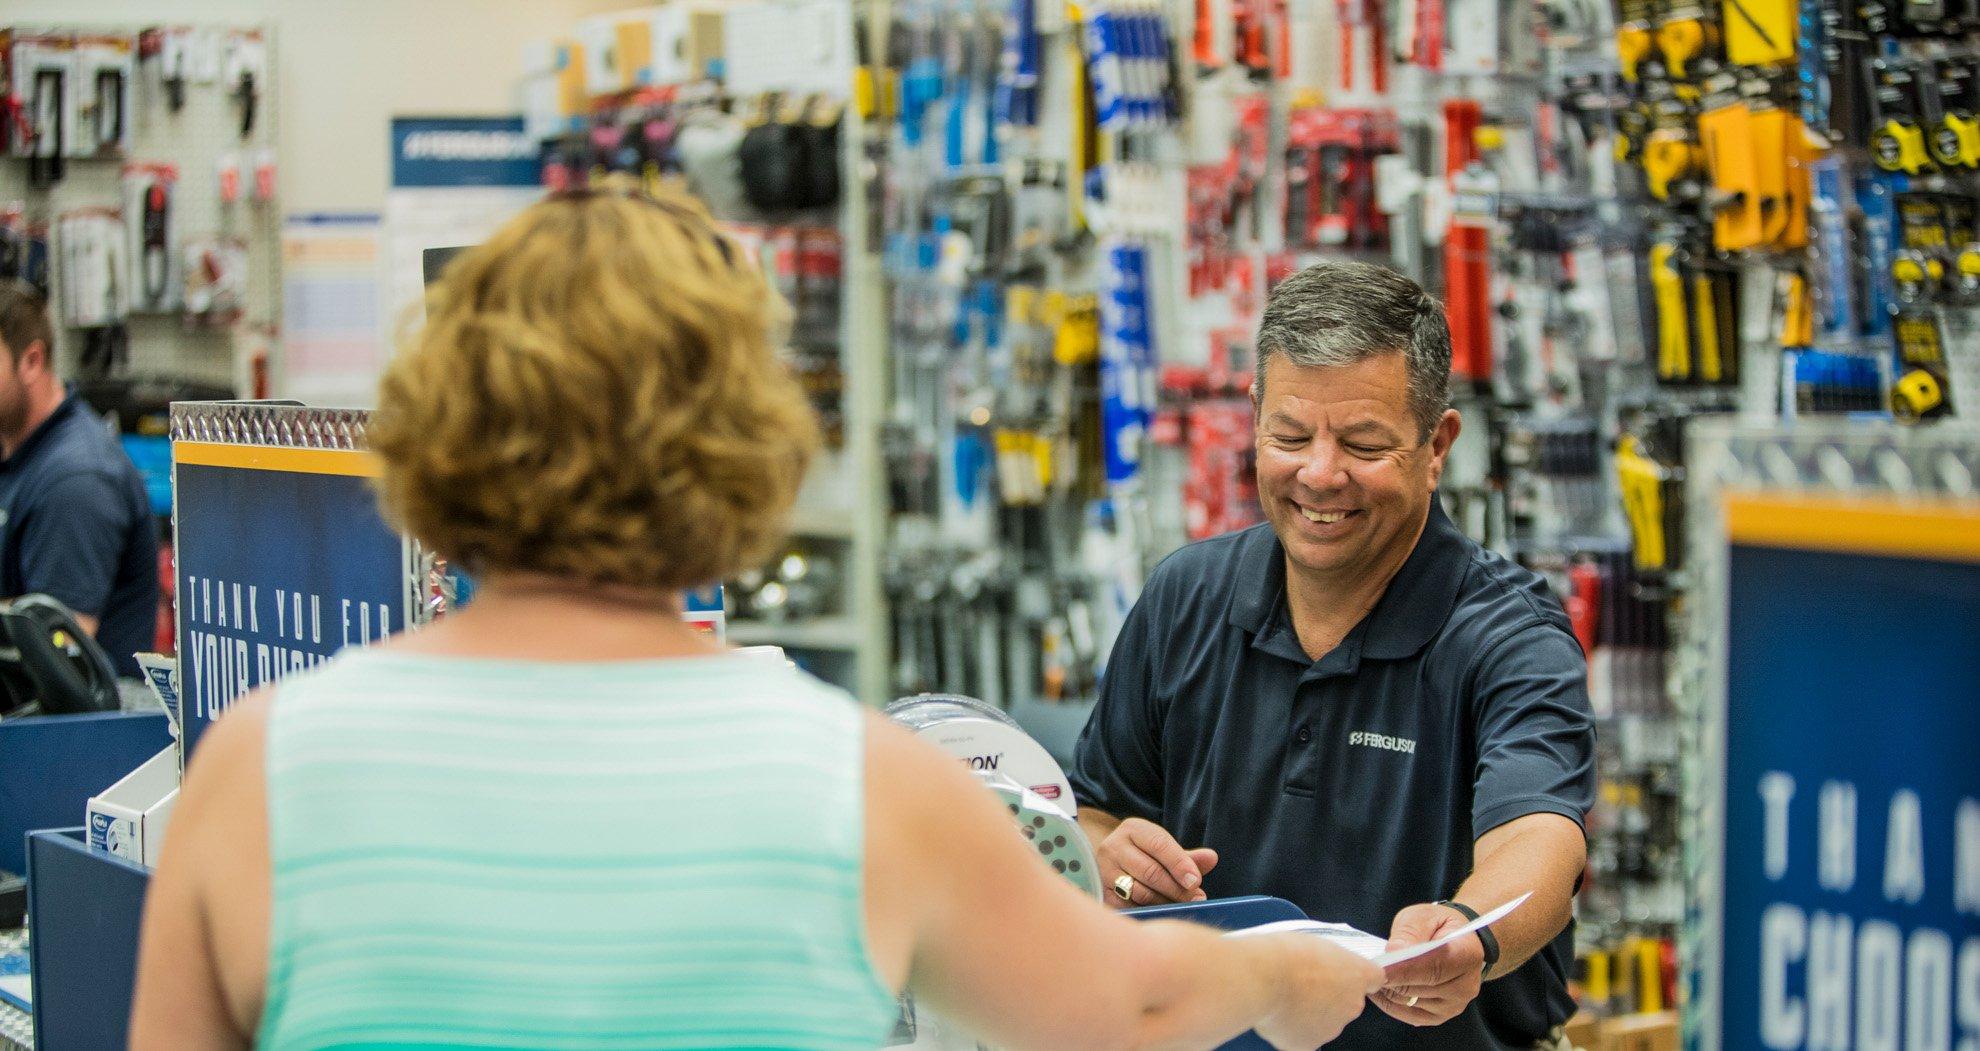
<box><xmin>1114</xmin><ymin>874</ymin><xmax>1135</xmax><ymax>902</ymax></box>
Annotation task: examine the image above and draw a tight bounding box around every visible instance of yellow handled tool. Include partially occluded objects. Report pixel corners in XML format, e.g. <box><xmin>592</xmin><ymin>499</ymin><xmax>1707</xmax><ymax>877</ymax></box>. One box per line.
<box><xmin>1643</xmin><ymin>130</ymin><xmax>1700</xmax><ymax>201</ymax></box>
<box><xmin>1700</xmin><ymin>101</ymin><xmax>1766</xmax><ymax>251</ymax></box>
<box><xmin>1586</xmin><ymin>950</ymin><xmax>1613</xmax><ymax>1008</ymax></box>
<box><xmin>1775</xmin><ymin>115</ymin><xmax>1816</xmax><ymax>249</ymax></box>
<box><xmin>1618</xmin><ymin>23</ymin><xmax>1656</xmax><ymax>81</ymax></box>
<box><xmin>1656</xmin><ymin>16</ymin><xmax>1707</xmax><ymax>79</ymax></box>
<box><xmin>1650</xmin><ymin>242</ymin><xmax>1690</xmax><ymax>381</ymax></box>
<box><xmin>1637</xmin><ymin>939</ymin><xmax>1666</xmax><ymax>1013</ymax></box>
<box><xmin>1749</xmin><ymin>107</ymin><xmax>1792</xmax><ymax>247</ymax></box>
<box><xmin>1053</xmin><ymin>294</ymin><xmax>1100</xmax><ymax>365</ymax></box>
<box><xmin>1779</xmin><ymin>271</ymin><xmax>1815</xmax><ymax>347</ymax></box>
<box><xmin>1617</xmin><ymin>435</ymin><xmax>1670</xmax><ymax>571</ymax></box>
<box><xmin>1692</xmin><ymin>269</ymin><xmax>1724</xmax><ymax>382</ymax></box>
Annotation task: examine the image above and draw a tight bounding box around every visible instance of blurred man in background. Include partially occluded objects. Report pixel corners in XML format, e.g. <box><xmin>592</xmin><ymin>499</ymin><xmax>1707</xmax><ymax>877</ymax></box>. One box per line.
<box><xmin>0</xmin><ymin>280</ymin><xmax>158</xmax><ymax>677</ymax></box>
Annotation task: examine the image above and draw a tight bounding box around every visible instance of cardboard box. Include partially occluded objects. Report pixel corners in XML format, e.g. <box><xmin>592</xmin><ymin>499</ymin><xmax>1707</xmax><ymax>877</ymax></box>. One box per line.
<box><xmin>569</xmin><ymin>4</ymin><xmax>730</xmax><ymax>98</ymax></box>
<box><xmin>85</xmin><ymin>746</ymin><xmax>180</xmax><ymax>867</ymax></box>
<box><xmin>1598</xmin><ymin>1011</ymin><xmax>1679</xmax><ymax>1051</ymax></box>
<box><xmin>1562</xmin><ymin>1011</ymin><xmax>1601</xmax><ymax>1050</ymax></box>
<box><xmin>683</xmin><ymin>4</ymin><xmax>728</xmax><ymax>81</ymax></box>
<box><xmin>553</xmin><ymin>37</ymin><xmax>590</xmax><ymax>118</ymax></box>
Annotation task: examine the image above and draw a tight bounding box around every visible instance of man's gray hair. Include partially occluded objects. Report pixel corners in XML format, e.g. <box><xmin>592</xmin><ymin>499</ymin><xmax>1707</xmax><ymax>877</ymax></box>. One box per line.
<box><xmin>1254</xmin><ymin>261</ymin><xmax>1453</xmax><ymax>440</ymax></box>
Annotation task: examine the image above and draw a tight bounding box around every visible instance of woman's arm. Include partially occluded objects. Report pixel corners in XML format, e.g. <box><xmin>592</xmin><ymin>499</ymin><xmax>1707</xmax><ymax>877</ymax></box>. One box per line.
<box><xmin>864</xmin><ymin>714</ymin><xmax>1382</xmax><ymax>1051</ymax></box>
<box><xmin>130</xmin><ymin>694</ymin><xmax>273</xmax><ymax>1051</ymax></box>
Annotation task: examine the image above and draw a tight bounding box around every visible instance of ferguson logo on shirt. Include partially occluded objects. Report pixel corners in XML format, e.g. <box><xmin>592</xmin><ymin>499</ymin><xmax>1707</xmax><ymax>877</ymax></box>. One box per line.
<box><xmin>1349</xmin><ymin>731</ymin><xmax>1417</xmax><ymax>755</ymax></box>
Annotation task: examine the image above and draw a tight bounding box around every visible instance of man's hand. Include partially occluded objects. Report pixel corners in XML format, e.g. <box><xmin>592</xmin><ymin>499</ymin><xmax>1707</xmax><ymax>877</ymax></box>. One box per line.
<box><xmin>1095</xmin><ymin>817</ymin><xmax>1218</xmax><ymax>909</ymax></box>
<box><xmin>1373</xmin><ymin>903</ymin><xmax>1485</xmax><ymax>1026</ymax></box>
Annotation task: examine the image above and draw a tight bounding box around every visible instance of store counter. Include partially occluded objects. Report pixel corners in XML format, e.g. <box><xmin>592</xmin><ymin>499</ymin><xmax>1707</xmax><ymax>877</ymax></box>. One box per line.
<box><xmin>0</xmin><ymin>711</ymin><xmax>171</xmax><ymax>876</ymax></box>
<box><xmin>23</xmin><ymin>828</ymin><xmax>148</xmax><ymax>1051</ymax></box>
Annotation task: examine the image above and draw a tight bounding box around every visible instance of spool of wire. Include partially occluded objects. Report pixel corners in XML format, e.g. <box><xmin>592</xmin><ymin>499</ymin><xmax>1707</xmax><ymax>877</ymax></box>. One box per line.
<box><xmin>882</xmin><ymin>697</ymin><xmax>1102</xmax><ymax>1049</ymax></box>
<box><xmin>982</xmin><ymin>773</ymin><xmax>1102</xmax><ymax>900</ymax></box>
<box><xmin>884</xmin><ymin>693</ymin><xmax>1076</xmax><ymax>807</ymax></box>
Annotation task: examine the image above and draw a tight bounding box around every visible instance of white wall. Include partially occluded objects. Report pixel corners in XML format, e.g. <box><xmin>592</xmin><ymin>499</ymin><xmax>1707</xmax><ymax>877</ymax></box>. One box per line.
<box><xmin>10</xmin><ymin>0</ymin><xmax>625</xmax><ymax>212</ymax></box>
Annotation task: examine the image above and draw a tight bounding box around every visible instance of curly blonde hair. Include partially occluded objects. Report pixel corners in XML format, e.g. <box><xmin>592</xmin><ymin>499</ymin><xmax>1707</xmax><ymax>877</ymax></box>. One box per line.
<box><xmin>368</xmin><ymin>184</ymin><xmax>819</xmax><ymax>591</ymax></box>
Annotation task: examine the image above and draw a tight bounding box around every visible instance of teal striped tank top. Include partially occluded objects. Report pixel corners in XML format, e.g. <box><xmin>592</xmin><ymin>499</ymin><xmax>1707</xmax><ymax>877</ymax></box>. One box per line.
<box><xmin>258</xmin><ymin>649</ymin><xmax>897</xmax><ymax>1050</ymax></box>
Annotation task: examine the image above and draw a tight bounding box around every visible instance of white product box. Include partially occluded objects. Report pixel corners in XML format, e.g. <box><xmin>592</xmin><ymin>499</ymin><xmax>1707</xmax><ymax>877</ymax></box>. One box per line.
<box><xmin>732</xmin><ymin>645</ymin><xmax>792</xmax><ymax>668</ymax></box>
<box><xmin>86</xmin><ymin>746</ymin><xmax>180</xmax><ymax>867</ymax></box>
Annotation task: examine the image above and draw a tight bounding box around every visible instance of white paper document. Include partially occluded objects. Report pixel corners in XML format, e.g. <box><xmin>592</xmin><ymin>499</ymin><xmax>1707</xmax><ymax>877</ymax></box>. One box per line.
<box><xmin>1225</xmin><ymin>891</ymin><xmax>1533</xmax><ymax>968</ymax></box>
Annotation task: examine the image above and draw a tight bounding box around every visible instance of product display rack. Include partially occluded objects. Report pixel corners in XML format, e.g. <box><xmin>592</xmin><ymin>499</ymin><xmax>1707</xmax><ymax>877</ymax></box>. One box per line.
<box><xmin>523</xmin><ymin>1</ymin><xmax>893</xmax><ymax>703</ymax></box>
<box><xmin>0</xmin><ymin>21</ymin><xmax>281</xmax><ymax>393</ymax></box>
<box><xmin>838</xmin><ymin>80</ymin><xmax>895</xmax><ymax>706</ymax></box>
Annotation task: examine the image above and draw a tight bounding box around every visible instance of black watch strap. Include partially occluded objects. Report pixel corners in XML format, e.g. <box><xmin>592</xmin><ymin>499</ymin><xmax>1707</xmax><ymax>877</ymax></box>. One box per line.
<box><xmin>1435</xmin><ymin>899</ymin><xmax>1500</xmax><ymax>976</ymax></box>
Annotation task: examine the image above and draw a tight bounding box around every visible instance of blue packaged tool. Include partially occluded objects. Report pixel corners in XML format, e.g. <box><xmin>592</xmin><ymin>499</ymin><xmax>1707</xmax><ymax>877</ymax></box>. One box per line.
<box><xmin>901</xmin><ymin>7</ymin><xmax>944</xmax><ymax>149</ymax></box>
<box><xmin>1794</xmin><ymin>349</ymin><xmax>1889</xmax><ymax>413</ymax></box>
<box><xmin>1121</xmin><ymin>242</ymin><xmax>1157</xmax><ymax>434</ymax></box>
<box><xmin>1086</xmin><ymin>2</ymin><xmax>1128</xmax><ymax>130</ymax></box>
<box><xmin>977</xmin><ymin>280</ymin><xmax>1004</xmax><ymax>356</ymax></box>
<box><xmin>1809</xmin><ymin>156</ymin><xmax>1857</xmax><ymax>338</ymax></box>
<box><xmin>997</xmin><ymin>0</ymin><xmax>1041</xmax><ymax>129</ymax></box>
<box><xmin>1132</xmin><ymin>3</ymin><xmax>1160</xmax><ymax>126</ymax></box>
<box><xmin>954</xmin><ymin>429</ymin><xmax>989</xmax><ymax>507</ymax></box>
<box><xmin>1856</xmin><ymin>171</ymin><xmax>1900</xmax><ymax>338</ymax></box>
<box><xmin>1156</xmin><ymin>4</ymin><xmax>1182</xmax><ymax>124</ymax></box>
<box><xmin>1796</xmin><ymin>0</ymin><xmax>1828</xmax><ymax>130</ymax></box>
<box><xmin>1141</xmin><ymin>3</ymin><xmax>1170</xmax><ymax>126</ymax></box>
<box><xmin>1118</xmin><ymin>2</ymin><xmax>1146</xmax><ymax>126</ymax></box>
<box><xmin>1099</xmin><ymin>240</ymin><xmax>1159</xmax><ymax>484</ymax></box>
<box><xmin>944</xmin><ymin>32</ymin><xmax>970</xmax><ymax>169</ymax></box>
<box><xmin>981</xmin><ymin>61</ymin><xmax>1001</xmax><ymax>165</ymax></box>
<box><xmin>1017</xmin><ymin>0</ymin><xmax>1042</xmax><ymax>125</ymax></box>
<box><xmin>1099</xmin><ymin>242</ymin><xmax>1141</xmax><ymax>484</ymax></box>
<box><xmin>903</xmin><ymin>55</ymin><xmax>943</xmax><ymax>146</ymax></box>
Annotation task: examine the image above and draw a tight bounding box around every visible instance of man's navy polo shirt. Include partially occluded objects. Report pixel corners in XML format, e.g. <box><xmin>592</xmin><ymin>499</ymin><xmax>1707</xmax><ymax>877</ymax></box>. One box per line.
<box><xmin>0</xmin><ymin>393</ymin><xmax>159</xmax><ymax>678</ymax></box>
<box><xmin>1071</xmin><ymin>501</ymin><xmax>1595</xmax><ymax>1049</ymax></box>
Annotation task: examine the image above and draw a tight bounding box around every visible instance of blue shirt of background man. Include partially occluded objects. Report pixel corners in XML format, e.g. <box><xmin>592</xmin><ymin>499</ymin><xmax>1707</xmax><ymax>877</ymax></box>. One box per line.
<box><xmin>1071</xmin><ymin>500</ymin><xmax>1596</xmax><ymax>1050</ymax></box>
<box><xmin>0</xmin><ymin>392</ymin><xmax>160</xmax><ymax>678</ymax></box>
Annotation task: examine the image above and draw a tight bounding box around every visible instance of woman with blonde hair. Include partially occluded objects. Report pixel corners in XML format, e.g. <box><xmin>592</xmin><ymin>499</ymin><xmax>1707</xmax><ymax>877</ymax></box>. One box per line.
<box><xmin>130</xmin><ymin>185</ymin><xmax>1381</xmax><ymax>1050</ymax></box>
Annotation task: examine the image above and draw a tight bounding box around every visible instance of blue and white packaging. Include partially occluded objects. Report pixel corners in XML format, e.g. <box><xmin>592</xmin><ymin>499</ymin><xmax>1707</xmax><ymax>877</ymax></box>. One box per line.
<box><xmin>1099</xmin><ymin>240</ymin><xmax>1158</xmax><ymax>484</ymax></box>
<box><xmin>134</xmin><ymin>653</ymin><xmax>181</xmax><ymax>740</ymax></box>
<box><xmin>685</xmin><ymin>585</ymin><xmax>726</xmax><ymax>639</ymax></box>
<box><xmin>1085</xmin><ymin>3</ymin><xmax>1128</xmax><ymax>130</ymax></box>
<box><xmin>85</xmin><ymin>747</ymin><xmax>180</xmax><ymax>868</ymax></box>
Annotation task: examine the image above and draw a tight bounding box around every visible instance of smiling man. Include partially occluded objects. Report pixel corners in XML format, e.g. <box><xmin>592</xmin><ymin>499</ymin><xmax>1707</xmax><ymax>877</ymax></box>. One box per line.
<box><xmin>1070</xmin><ymin>261</ymin><xmax>1595</xmax><ymax>1049</ymax></box>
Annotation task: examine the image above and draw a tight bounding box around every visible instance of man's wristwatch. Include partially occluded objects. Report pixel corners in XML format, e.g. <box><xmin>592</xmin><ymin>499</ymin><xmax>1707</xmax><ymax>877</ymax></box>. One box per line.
<box><xmin>1434</xmin><ymin>899</ymin><xmax>1500</xmax><ymax>976</ymax></box>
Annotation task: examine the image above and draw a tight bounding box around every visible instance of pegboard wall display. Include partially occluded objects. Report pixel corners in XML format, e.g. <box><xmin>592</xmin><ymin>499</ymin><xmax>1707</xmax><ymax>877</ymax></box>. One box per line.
<box><xmin>1</xmin><ymin>24</ymin><xmax>279</xmax><ymax>393</ymax></box>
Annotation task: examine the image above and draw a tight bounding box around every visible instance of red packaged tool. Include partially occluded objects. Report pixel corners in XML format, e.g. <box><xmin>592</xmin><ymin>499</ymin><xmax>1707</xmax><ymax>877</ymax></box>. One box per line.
<box><xmin>1443</xmin><ymin>99</ymin><xmax>1492</xmax><ymax>382</ymax></box>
